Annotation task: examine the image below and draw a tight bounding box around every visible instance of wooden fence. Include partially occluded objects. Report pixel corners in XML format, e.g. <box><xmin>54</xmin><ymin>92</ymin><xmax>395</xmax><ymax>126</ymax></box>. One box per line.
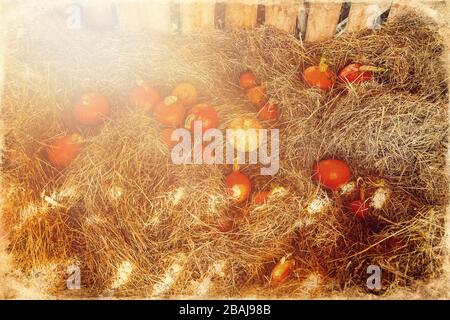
<box><xmin>41</xmin><ymin>1</ymin><xmax>450</xmax><ymax>42</ymax></box>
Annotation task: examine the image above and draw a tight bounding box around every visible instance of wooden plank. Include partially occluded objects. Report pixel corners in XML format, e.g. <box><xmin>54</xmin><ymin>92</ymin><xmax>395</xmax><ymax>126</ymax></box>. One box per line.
<box><xmin>264</xmin><ymin>0</ymin><xmax>301</xmax><ymax>34</ymax></box>
<box><xmin>224</xmin><ymin>2</ymin><xmax>258</xmax><ymax>30</ymax></box>
<box><xmin>346</xmin><ymin>1</ymin><xmax>392</xmax><ymax>32</ymax></box>
<box><xmin>179</xmin><ymin>1</ymin><xmax>215</xmax><ymax>33</ymax></box>
<box><xmin>116</xmin><ymin>0</ymin><xmax>172</xmax><ymax>33</ymax></box>
<box><xmin>304</xmin><ymin>2</ymin><xmax>342</xmax><ymax>42</ymax></box>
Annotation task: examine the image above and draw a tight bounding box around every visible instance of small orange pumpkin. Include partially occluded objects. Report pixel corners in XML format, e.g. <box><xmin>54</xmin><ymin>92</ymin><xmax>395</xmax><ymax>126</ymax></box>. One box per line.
<box><xmin>160</xmin><ymin>127</ymin><xmax>178</xmax><ymax>149</ymax></box>
<box><xmin>252</xmin><ymin>191</ymin><xmax>270</xmax><ymax>205</ymax></box>
<box><xmin>184</xmin><ymin>103</ymin><xmax>218</xmax><ymax>133</ymax></box>
<box><xmin>72</xmin><ymin>92</ymin><xmax>110</xmax><ymax>125</ymax></box>
<box><xmin>217</xmin><ymin>217</ymin><xmax>234</xmax><ymax>232</ymax></box>
<box><xmin>348</xmin><ymin>200</ymin><xmax>370</xmax><ymax>219</ymax></box>
<box><xmin>271</xmin><ymin>257</ymin><xmax>295</xmax><ymax>284</ymax></box>
<box><xmin>312</xmin><ymin>159</ymin><xmax>351</xmax><ymax>191</ymax></box>
<box><xmin>226</xmin><ymin>163</ymin><xmax>251</xmax><ymax>204</ymax></box>
<box><xmin>154</xmin><ymin>96</ymin><xmax>186</xmax><ymax>127</ymax></box>
<box><xmin>46</xmin><ymin>134</ymin><xmax>83</xmax><ymax>169</ymax></box>
<box><xmin>246</xmin><ymin>85</ymin><xmax>267</xmax><ymax>107</ymax></box>
<box><xmin>172</xmin><ymin>82</ymin><xmax>198</xmax><ymax>106</ymax></box>
<box><xmin>339</xmin><ymin>63</ymin><xmax>386</xmax><ymax>84</ymax></box>
<box><xmin>258</xmin><ymin>102</ymin><xmax>280</xmax><ymax>121</ymax></box>
<box><xmin>128</xmin><ymin>83</ymin><xmax>161</xmax><ymax>112</ymax></box>
<box><xmin>303</xmin><ymin>58</ymin><xmax>336</xmax><ymax>90</ymax></box>
<box><xmin>239</xmin><ymin>70</ymin><xmax>257</xmax><ymax>89</ymax></box>
<box><xmin>347</xmin><ymin>181</ymin><xmax>370</xmax><ymax>219</ymax></box>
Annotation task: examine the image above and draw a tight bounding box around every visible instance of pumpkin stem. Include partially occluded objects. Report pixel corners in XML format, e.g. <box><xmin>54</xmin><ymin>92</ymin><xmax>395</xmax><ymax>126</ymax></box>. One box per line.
<box><xmin>356</xmin><ymin>177</ymin><xmax>365</xmax><ymax>201</ymax></box>
<box><xmin>318</xmin><ymin>57</ymin><xmax>329</xmax><ymax>73</ymax></box>
<box><xmin>374</xmin><ymin>178</ymin><xmax>386</xmax><ymax>187</ymax></box>
<box><xmin>356</xmin><ymin>177</ymin><xmax>363</xmax><ymax>187</ymax></box>
<box><xmin>164</xmin><ymin>96</ymin><xmax>178</xmax><ymax>106</ymax></box>
<box><xmin>359</xmin><ymin>65</ymin><xmax>387</xmax><ymax>73</ymax></box>
<box><xmin>359</xmin><ymin>187</ymin><xmax>366</xmax><ymax>202</ymax></box>
<box><xmin>184</xmin><ymin>114</ymin><xmax>195</xmax><ymax>130</ymax></box>
<box><xmin>270</xmin><ymin>184</ymin><xmax>287</xmax><ymax>197</ymax></box>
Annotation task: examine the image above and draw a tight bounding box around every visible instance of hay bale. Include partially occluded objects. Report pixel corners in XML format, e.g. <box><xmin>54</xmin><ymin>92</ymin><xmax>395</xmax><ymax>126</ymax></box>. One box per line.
<box><xmin>307</xmin><ymin>13</ymin><xmax>447</xmax><ymax>101</ymax></box>
<box><xmin>5</xmin><ymin>202</ymin><xmax>82</xmax><ymax>272</ymax></box>
<box><xmin>61</xmin><ymin>112</ymin><xmax>171</xmax><ymax>207</ymax></box>
<box><xmin>1</xmin><ymin>6</ymin><xmax>447</xmax><ymax>298</ymax></box>
<box><xmin>316</xmin><ymin>83</ymin><xmax>448</xmax><ymax>205</ymax></box>
<box><xmin>295</xmin><ymin>180</ymin><xmax>446</xmax><ymax>292</ymax></box>
<box><xmin>1</xmin><ymin>85</ymin><xmax>64</xmax><ymax>199</ymax></box>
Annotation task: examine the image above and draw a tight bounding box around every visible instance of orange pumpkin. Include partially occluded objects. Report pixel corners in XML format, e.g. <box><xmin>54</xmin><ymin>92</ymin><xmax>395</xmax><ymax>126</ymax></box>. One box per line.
<box><xmin>347</xmin><ymin>182</ymin><xmax>370</xmax><ymax>219</ymax></box>
<box><xmin>154</xmin><ymin>96</ymin><xmax>186</xmax><ymax>127</ymax></box>
<box><xmin>128</xmin><ymin>83</ymin><xmax>161</xmax><ymax>112</ymax></box>
<box><xmin>246</xmin><ymin>85</ymin><xmax>266</xmax><ymax>107</ymax></box>
<box><xmin>339</xmin><ymin>63</ymin><xmax>386</xmax><ymax>84</ymax></box>
<box><xmin>312</xmin><ymin>159</ymin><xmax>351</xmax><ymax>191</ymax></box>
<box><xmin>160</xmin><ymin>127</ymin><xmax>179</xmax><ymax>149</ymax></box>
<box><xmin>172</xmin><ymin>83</ymin><xmax>198</xmax><ymax>106</ymax></box>
<box><xmin>252</xmin><ymin>191</ymin><xmax>270</xmax><ymax>205</ymax></box>
<box><xmin>239</xmin><ymin>70</ymin><xmax>257</xmax><ymax>89</ymax></box>
<box><xmin>348</xmin><ymin>200</ymin><xmax>370</xmax><ymax>219</ymax></box>
<box><xmin>226</xmin><ymin>165</ymin><xmax>251</xmax><ymax>204</ymax></box>
<box><xmin>258</xmin><ymin>102</ymin><xmax>279</xmax><ymax>121</ymax></box>
<box><xmin>271</xmin><ymin>257</ymin><xmax>295</xmax><ymax>284</ymax></box>
<box><xmin>184</xmin><ymin>103</ymin><xmax>218</xmax><ymax>133</ymax></box>
<box><xmin>228</xmin><ymin>117</ymin><xmax>263</xmax><ymax>152</ymax></box>
<box><xmin>46</xmin><ymin>134</ymin><xmax>83</xmax><ymax>169</ymax></box>
<box><xmin>384</xmin><ymin>236</ymin><xmax>407</xmax><ymax>253</ymax></box>
<box><xmin>303</xmin><ymin>58</ymin><xmax>336</xmax><ymax>90</ymax></box>
<box><xmin>72</xmin><ymin>92</ymin><xmax>110</xmax><ymax>125</ymax></box>
<box><xmin>217</xmin><ymin>217</ymin><xmax>234</xmax><ymax>232</ymax></box>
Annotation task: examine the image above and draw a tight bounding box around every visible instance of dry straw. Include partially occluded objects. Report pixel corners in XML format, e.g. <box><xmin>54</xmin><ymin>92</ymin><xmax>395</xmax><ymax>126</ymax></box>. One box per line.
<box><xmin>1</xmin><ymin>8</ymin><xmax>448</xmax><ymax>298</ymax></box>
<box><xmin>308</xmin><ymin>12</ymin><xmax>448</xmax><ymax>102</ymax></box>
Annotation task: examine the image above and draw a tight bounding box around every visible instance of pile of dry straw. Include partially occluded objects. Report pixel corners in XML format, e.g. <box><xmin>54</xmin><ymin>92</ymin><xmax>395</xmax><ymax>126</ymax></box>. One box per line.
<box><xmin>1</xmin><ymin>9</ymin><xmax>448</xmax><ymax>298</ymax></box>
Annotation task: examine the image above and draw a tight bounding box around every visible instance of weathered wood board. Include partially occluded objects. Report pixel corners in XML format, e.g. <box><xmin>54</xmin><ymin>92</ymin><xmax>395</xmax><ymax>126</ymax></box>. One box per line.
<box><xmin>304</xmin><ymin>2</ymin><xmax>342</xmax><ymax>42</ymax></box>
